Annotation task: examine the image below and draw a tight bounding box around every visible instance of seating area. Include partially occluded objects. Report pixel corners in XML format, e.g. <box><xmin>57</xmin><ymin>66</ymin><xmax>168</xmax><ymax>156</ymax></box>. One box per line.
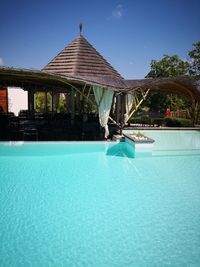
<box><xmin>0</xmin><ymin>111</ymin><xmax>105</xmax><ymax>141</ymax></box>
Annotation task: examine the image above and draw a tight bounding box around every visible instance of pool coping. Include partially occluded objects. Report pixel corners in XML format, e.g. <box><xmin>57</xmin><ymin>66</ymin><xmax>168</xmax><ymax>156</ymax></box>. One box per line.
<box><xmin>123</xmin><ymin>126</ymin><xmax>200</xmax><ymax>130</ymax></box>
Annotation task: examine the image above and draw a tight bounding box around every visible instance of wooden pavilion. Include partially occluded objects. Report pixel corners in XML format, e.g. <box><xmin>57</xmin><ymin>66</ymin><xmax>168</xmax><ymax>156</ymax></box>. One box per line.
<box><xmin>0</xmin><ymin>28</ymin><xmax>200</xmax><ymax>140</ymax></box>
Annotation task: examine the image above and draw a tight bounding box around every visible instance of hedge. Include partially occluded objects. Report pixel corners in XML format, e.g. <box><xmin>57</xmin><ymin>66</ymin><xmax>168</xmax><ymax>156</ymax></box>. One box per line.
<box><xmin>163</xmin><ymin>117</ymin><xmax>193</xmax><ymax>127</ymax></box>
<box><xmin>130</xmin><ymin>116</ymin><xmax>193</xmax><ymax>127</ymax></box>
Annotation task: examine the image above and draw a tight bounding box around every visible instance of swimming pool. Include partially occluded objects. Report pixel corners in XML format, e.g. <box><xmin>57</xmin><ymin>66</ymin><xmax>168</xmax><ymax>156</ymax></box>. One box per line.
<box><xmin>0</xmin><ymin>131</ymin><xmax>200</xmax><ymax>267</ymax></box>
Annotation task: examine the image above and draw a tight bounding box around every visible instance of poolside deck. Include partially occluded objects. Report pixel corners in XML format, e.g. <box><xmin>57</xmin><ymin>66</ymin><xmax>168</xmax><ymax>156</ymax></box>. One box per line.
<box><xmin>0</xmin><ymin>112</ymin><xmax>120</xmax><ymax>141</ymax></box>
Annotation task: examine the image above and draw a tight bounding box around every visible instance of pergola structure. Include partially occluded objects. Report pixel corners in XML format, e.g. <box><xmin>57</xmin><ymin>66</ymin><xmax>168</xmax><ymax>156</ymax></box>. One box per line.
<box><xmin>0</xmin><ymin>29</ymin><xmax>200</xmax><ymax>138</ymax></box>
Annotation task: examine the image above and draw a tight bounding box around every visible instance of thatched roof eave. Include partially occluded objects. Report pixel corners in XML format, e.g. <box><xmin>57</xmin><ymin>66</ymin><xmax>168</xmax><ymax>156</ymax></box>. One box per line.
<box><xmin>0</xmin><ymin>67</ymin><xmax>200</xmax><ymax>100</ymax></box>
<box><xmin>0</xmin><ymin>67</ymin><xmax>127</xmax><ymax>91</ymax></box>
<box><xmin>124</xmin><ymin>76</ymin><xmax>200</xmax><ymax>99</ymax></box>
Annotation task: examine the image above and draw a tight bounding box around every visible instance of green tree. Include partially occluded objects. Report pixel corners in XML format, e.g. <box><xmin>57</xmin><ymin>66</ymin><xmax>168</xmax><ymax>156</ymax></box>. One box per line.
<box><xmin>188</xmin><ymin>41</ymin><xmax>200</xmax><ymax>75</ymax></box>
<box><xmin>146</xmin><ymin>54</ymin><xmax>189</xmax><ymax>78</ymax></box>
<box><xmin>145</xmin><ymin>55</ymin><xmax>190</xmax><ymax>113</ymax></box>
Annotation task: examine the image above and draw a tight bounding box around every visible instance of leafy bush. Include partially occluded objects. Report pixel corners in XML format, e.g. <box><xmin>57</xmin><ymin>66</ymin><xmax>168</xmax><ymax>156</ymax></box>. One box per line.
<box><xmin>163</xmin><ymin>117</ymin><xmax>193</xmax><ymax>127</ymax></box>
<box><xmin>130</xmin><ymin>116</ymin><xmax>164</xmax><ymax>126</ymax></box>
<box><xmin>130</xmin><ymin>115</ymin><xmax>151</xmax><ymax>125</ymax></box>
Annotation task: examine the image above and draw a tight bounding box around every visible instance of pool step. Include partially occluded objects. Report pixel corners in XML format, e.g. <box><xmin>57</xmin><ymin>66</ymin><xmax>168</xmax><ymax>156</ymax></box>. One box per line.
<box><xmin>124</xmin><ymin>133</ymin><xmax>155</xmax><ymax>157</ymax></box>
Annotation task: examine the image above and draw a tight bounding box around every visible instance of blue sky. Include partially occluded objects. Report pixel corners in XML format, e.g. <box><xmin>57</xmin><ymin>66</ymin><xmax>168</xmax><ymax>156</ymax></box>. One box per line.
<box><xmin>0</xmin><ymin>0</ymin><xmax>200</xmax><ymax>78</ymax></box>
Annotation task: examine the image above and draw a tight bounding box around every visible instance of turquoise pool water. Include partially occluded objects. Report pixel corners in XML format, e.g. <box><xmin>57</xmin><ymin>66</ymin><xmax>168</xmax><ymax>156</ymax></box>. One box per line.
<box><xmin>0</xmin><ymin>131</ymin><xmax>200</xmax><ymax>267</ymax></box>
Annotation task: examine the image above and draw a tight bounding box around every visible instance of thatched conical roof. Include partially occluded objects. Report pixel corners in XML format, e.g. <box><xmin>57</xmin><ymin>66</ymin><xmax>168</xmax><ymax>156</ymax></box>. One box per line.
<box><xmin>42</xmin><ymin>35</ymin><xmax>123</xmax><ymax>80</ymax></box>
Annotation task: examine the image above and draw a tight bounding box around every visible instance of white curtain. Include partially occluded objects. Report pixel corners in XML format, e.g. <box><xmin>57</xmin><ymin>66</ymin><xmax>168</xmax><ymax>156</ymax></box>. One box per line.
<box><xmin>93</xmin><ymin>86</ymin><xmax>114</xmax><ymax>138</ymax></box>
<box><xmin>124</xmin><ymin>93</ymin><xmax>135</xmax><ymax>123</ymax></box>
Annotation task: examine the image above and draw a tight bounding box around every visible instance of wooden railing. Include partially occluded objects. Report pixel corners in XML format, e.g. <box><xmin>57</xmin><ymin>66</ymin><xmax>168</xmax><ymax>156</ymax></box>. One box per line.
<box><xmin>170</xmin><ymin>109</ymin><xmax>191</xmax><ymax>119</ymax></box>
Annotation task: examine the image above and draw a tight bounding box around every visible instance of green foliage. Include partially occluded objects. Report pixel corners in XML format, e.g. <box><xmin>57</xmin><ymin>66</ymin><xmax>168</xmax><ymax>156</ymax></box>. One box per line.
<box><xmin>163</xmin><ymin>117</ymin><xmax>193</xmax><ymax>127</ymax></box>
<box><xmin>35</xmin><ymin>92</ymin><xmax>52</xmax><ymax>112</ymax></box>
<box><xmin>188</xmin><ymin>41</ymin><xmax>200</xmax><ymax>75</ymax></box>
<box><xmin>143</xmin><ymin>92</ymin><xmax>170</xmax><ymax>113</ymax></box>
<box><xmin>81</xmin><ymin>95</ymin><xmax>97</xmax><ymax>113</ymax></box>
<box><xmin>146</xmin><ymin>54</ymin><xmax>189</xmax><ymax>78</ymax></box>
<box><xmin>143</xmin><ymin>93</ymin><xmax>191</xmax><ymax>114</ymax></box>
<box><xmin>170</xmin><ymin>95</ymin><xmax>191</xmax><ymax>110</ymax></box>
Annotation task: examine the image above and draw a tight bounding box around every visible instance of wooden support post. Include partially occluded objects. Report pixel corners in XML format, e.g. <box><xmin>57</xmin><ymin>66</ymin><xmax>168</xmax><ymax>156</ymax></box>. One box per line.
<box><xmin>33</xmin><ymin>92</ymin><xmax>36</xmax><ymax>111</ymax></box>
<box><xmin>53</xmin><ymin>93</ymin><xmax>60</xmax><ymax>112</ymax></box>
<box><xmin>76</xmin><ymin>92</ymin><xmax>81</xmax><ymax>114</ymax></box>
<box><xmin>120</xmin><ymin>93</ymin><xmax>125</xmax><ymax>135</ymax></box>
<box><xmin>28</xmin><ymin>91</ymin><xmax>31</xmax><ymax>111</ymax></box>
<box><xmin>51</xmin><ymin>92</ymin><xmax>54</xmax><ymax>112</ymax></box>
<box><xmin>70</xmin><ymin>89</ymin><xmax>75</xmax><ymax>122</ymax></box>
<box><xmin>28</xmin><ymin>90</ymin><xmax>34</xmax><ymax>112</ymax></box>
<box><xmin>116</xmin><ymin>95</ymin><xmax>120</xmax><ymax>123</ymax></box>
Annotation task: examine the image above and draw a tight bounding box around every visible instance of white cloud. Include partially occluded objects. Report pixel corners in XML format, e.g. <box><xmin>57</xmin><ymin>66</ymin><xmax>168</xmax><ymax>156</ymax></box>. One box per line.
<box><xmin>0</xmin><ymin>57</ymin><xmax>4</xmax><ymax>66</ymax></box>
<box><xmin>111</xmin><ymin>4</ymin><xmax>123</xmax><ymax>19</ymax></box>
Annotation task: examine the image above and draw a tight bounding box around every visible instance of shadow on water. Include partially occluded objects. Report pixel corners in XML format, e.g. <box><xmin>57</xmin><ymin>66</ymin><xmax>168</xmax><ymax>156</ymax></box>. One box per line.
<box><xmin>106</xmin><ymin>142</ymin><xmax>135</xmax><ymax>158</ymax></box>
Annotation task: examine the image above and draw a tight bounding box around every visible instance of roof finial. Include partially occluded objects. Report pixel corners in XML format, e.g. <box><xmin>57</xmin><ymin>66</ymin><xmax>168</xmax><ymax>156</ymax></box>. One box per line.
<box><xmin>79</xmin><ymin>22</ymin><xmax>83</xmax><ymax>35</ymax></box>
